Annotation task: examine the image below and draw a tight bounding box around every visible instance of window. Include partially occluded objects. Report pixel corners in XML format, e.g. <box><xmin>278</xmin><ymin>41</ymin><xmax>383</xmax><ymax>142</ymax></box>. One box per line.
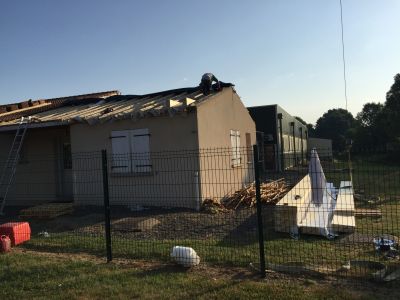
<box><xmin>230</xmin><ymin>130</ymin><xmax>241</xmax><ymax>167</ymax></box>
<box><xmin>111</xmin><ymin>128</ymin><xmax>151</xmax><ymax>173</ymax></box>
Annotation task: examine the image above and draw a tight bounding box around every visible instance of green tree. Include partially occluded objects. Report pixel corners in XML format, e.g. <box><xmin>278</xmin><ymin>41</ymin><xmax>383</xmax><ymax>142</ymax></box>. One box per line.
<box><xmin>356</xmin><ymin>102</ymin><xmax>384</xmax><ymax>127</ymax></box>
<box><xmin>315</xmin><ymin>108</ymin><xmax>355</xmax><ymax>151</ymax></box>
<box><xmin>384</xmin><ymin>73</ymin><xmax>400</xmax><ymax>140</ymax></box>
<box><xmin>353</xmin><ymin>102</ymin><xmax>388</xmax><ymax>149</ymax></box>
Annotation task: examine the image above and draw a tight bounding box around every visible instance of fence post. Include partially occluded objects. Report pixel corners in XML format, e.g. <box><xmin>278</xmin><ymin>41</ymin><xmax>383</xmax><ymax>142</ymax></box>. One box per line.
<box><xmin>101</xmin><ymin>149</ymin><xmax>112</xmax><ymax>262</ymax></box>
<box><xmin>253</xmin><ymin>145</ymin><xmax>266</xmax><ymax>278</ymax></box>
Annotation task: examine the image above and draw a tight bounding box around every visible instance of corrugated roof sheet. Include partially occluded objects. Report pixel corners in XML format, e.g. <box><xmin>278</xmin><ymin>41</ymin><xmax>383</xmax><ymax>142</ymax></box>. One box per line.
<box><xmin>0</xmin><ymin>84</ymin><xmax>233</xmax><ymax>129</ymax></box>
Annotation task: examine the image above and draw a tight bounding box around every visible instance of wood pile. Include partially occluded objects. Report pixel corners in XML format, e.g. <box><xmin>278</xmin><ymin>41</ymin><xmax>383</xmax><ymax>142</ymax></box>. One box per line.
<box><xmin>202</xmin><ymin>179</ymin><xmax>290</xmax><ymax>213</ymax></box>
<box><xmin>202</xmin><ymin>198</ymin><xmax>229</xmax><ymax>214</ymax></box>
<box><xmin>223</xmin><ymin>178</ymin><xmax>289</xmax><ymax>209</ymax></box>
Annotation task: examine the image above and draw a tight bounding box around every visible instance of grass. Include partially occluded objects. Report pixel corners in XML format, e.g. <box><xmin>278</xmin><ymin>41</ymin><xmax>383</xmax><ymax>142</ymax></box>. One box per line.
<box><xmin>22</xmin><ymin>229</ymin><xmax>396</xmax><ymax>280</ymax></box>
<box><xmin>0</xmin><ymin>251</ymin><xmax>398</xmax><ymax>299</ymax></box>
<box><xmin>14</xmin><ymin>157</ymin><xmax>400</xmax><ymax>283</ymax></box>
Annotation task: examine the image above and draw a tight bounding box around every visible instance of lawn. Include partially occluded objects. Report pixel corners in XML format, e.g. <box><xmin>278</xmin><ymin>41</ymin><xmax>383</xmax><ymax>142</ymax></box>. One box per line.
<box><xmin>0</xmin><ymin>251</ymin><xmax>398</xmax><ymax>300</ymax></box>
<box><xmin>10</xmin><ymin>156</ymin><xmax>400</xmax><ymax>282</ymax></box>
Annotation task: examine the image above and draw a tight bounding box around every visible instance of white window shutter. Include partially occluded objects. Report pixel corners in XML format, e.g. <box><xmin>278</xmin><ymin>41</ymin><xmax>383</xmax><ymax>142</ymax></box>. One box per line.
<box><xmin>231</xmin><ymin>130</ymin><xmax>241</xmax><ymax>167</ymax></box>
<box><xmin>131</xmin><ymin>128</ymin><xmax>151</xmax><ymax>173</ymax></box>
<box><xmin>111</xmin><ymin>130</ymin><xmax>130</xmax><ymax>173</ymax></box>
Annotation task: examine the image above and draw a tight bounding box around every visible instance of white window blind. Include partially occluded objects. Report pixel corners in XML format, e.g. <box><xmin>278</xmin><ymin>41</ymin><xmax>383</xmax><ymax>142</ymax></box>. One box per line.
<box><xmin>230</xmin><ymin>130</ymin><xmax>241</xmax><ymax>167</ymax></box>
<box><xmin>111</xmin><ymin>128</ymin><xmax>151</xmax><ymax>173</ymax></box>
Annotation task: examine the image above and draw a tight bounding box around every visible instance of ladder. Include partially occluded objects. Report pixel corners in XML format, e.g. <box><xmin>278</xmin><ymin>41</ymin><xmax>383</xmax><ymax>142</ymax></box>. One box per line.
<box><xmin>0</xmin><ymin>117</ymin><xmax>30</xmax><ymax>215</ymax></box>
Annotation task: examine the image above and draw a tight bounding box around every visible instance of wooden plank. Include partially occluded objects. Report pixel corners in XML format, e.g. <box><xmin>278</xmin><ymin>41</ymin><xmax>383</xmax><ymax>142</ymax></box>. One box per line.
<box><xmin>355</xmin><ymin>209</ymin><xmax>382</xmax><ymax>218</ymax></box>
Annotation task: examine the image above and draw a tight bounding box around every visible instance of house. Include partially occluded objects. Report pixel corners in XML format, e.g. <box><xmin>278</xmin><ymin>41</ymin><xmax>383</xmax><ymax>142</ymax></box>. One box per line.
<box><xmin>247</xmin><ymin>104</ymin><xmax>308</xmax><ymax>171</ymax></box>
<box><xmin>0</xmin><ymin>81</ymin><xmax>256</xmax><ymax>210</ymax></box>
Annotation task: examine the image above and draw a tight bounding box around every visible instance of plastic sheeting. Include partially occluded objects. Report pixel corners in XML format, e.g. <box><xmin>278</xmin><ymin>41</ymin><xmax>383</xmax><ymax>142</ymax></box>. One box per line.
<box><xmin>305</xmin><ymin>149</ymin><xmax>336</xmax><ymax>237</ymax></box>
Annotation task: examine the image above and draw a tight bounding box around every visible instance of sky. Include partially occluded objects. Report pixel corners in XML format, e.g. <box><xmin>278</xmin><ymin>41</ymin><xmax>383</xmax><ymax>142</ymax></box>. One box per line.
<box><xmin>1</xmin><ymin>0</ymin><xmax>399</xmax><ymax>124</ymax></box>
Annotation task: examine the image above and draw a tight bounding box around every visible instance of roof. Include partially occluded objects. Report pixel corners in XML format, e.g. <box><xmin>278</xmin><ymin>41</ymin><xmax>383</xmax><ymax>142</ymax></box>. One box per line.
<box><xmin>0</xmin><ymin>83</ymin><xmax>233</xmax><ymax>131</ymax></box>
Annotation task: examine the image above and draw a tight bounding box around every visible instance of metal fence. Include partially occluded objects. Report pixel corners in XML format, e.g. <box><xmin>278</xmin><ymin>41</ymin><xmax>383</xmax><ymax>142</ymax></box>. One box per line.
<box><xmin>0</xmin><ymin>146</ymin><xmax>399</xmax><ymax>282</ymax></box>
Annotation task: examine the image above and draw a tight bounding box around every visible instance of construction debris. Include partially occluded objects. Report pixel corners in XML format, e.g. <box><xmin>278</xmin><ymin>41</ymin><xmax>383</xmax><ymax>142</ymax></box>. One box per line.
<box><xmin>223</xmin><ymin>179</ymin><xmax>289</xmax><ymax>209</ymax></box>
<box><xmin>355</xmin><ymin>208</ymin><xmax>382</xmax><ymax>218</ymax></box>
<box><xmin>202</xmin><ymin>179</ymin><xmax>289</xmax><ymax>213</ymax></box>
<box><xmin>202</xmin><ymin>198</ymin><xmax>229</xmax><ymax>214</ymax></box>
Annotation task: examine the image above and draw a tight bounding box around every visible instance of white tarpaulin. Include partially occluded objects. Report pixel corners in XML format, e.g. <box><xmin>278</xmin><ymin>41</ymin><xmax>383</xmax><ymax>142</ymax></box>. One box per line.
<box><xmin>301</xmin><ymin>149</ymin><xmax>336</xmax><ymax>237</ymax></box>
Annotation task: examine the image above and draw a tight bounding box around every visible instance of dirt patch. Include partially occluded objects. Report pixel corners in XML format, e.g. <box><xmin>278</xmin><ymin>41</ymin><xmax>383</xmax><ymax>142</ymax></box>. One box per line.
<box><xmin>24</xmin><ymin>206</ymin><xmax>264</xmax><ymax>242</ymax></box>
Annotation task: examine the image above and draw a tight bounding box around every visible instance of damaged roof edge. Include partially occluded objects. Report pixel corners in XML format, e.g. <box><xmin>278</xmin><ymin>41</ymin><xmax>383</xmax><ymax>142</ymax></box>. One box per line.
<box><xmin>0</xmin><ymin>120</ymin><xmax>67</xmax><ymax>132</ymax></box>
<box><xmin>0</xmin><ymin>83</ymin><xmax>235</xmax><ymax>128</ymax></box>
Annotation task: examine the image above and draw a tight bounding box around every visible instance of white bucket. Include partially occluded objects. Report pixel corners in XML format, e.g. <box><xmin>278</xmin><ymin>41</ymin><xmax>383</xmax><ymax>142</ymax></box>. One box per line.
<box><xmin>171</xmin><ymin>246</ymin><xmax>200</xmax><ymax>267</ymax></box>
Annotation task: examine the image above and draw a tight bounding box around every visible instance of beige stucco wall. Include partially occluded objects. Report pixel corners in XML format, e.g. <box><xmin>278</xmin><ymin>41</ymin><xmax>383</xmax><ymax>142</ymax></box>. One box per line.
<box><xmin>70</xmin><ymin>113</ymin><xmax>200</xmax><ymax>208</ymax></box>
<box><xmin>0</xmin><ymin>127</ymin><xmax>70</xmax><ymax>206</ymax></box>
<box><xmin>196</xmin><ymin>88</ymin><xmax>257</xmax><ymax>201</ymax></box>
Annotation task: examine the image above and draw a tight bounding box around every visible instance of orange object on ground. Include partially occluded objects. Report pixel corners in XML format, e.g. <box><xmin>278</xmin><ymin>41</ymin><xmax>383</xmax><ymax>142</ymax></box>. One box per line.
<box><xmin>0</xmin><ymin>235</ymin><xmax>11</xmax><ymax>253</ymax></box>
<box><xmin>0</xmin><ymin>222</ymin><xmax>31</xmax><ymax>246</ymax></box>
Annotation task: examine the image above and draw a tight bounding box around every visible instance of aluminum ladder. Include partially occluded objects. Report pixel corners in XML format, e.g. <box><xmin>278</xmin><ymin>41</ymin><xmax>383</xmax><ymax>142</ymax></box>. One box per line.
<box><xmin>0</xmin><ymin>117</ymin><xmax>30</xmax><ymax>215</ymax></box>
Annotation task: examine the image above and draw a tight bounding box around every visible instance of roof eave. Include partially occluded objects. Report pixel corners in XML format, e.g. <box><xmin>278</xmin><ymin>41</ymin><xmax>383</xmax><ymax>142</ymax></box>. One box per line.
<box><xmin>0</xmin><ymin>120</ymin><xmax>67</xmax><ymax>132</ymax></box>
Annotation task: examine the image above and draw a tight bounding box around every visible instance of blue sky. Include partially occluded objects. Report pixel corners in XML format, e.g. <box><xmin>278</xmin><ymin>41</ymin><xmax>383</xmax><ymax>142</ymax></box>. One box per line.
<box><xmin>1</xmin><ymin>0</ymin><xmax>399</xmax><ymax>123</ymax></box>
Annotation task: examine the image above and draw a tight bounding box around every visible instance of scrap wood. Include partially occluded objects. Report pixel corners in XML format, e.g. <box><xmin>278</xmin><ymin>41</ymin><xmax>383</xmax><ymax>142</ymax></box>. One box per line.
<box><xmin>202</xmin><ymin>198</ymin><xmax>228</xmax><ymax>214</ymax></box>
<box><xmin>223</xmin><ymin>178</ymin><xmax>289</xmax><ymax>210</ymax></box>
<box><xmin>19</xmin><ymin>203</ymin><xmax>74</xmax><ymax>219</ymax></box>
<box><xmin>355</xmin><ymin>208</ymin><xmax>382</xmax><ymax>218</ymax></box>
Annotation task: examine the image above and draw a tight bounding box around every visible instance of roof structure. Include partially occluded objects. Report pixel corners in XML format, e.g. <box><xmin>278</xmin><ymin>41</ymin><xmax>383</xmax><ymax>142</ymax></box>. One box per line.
<box><xmin>0</xmin><ymin>83</ymin><xmax>233</xmax><ymax>131</ymax></box>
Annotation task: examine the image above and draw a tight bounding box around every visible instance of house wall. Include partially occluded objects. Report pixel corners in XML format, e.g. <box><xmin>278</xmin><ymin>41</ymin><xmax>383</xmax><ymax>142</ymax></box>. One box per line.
<box><xmin>196</xmin><ymin>88</ymin><xmax>256</xmax><ymax>201</ymax></box>
<box><xmin>307</xmin><ymin>138</ymin><xmax>332</xmax><ymax>158</ymax></box>
<box><xmin>0</xmin><ymin>126</ymin><xmax>70</xmax><ymax>206</ymax></box>
<box><xmin>249</xmin><ymin>104</ymin><xmax>308</xmax><ymax>170</ymax></box>
<box><xmin>69</xmin><ymin>113</ymin><xmax>200</xmax><ymax>209</ymax></box>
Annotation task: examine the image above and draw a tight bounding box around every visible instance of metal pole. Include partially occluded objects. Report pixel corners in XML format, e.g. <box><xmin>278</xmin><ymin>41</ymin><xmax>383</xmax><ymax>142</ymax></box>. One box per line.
<box><xmin>102</xmin><ymin>149</ymin><xmax>112</xmax><ymax>262</ymax></box>
<box><xmin>253</xmin><ymin>145</ymin><xmax>266</xmax><ymax>278</ymax></box>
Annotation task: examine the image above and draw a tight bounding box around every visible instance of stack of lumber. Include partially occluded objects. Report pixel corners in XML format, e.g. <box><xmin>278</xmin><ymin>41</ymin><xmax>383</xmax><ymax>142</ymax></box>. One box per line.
<box><xmin>222</xmin><ymin>179</ymin><xmax>289</xmax><ymax>209</ymax></box>
<box><xmin>19</xmin><ymin>203</ymin><xmax>74</xmax><ymax>219</ymax></box>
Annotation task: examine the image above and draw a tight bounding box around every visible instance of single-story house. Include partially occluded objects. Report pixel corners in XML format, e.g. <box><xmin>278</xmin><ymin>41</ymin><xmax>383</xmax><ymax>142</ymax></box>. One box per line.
<box><xmin>247</xmin><ymin>104</ymin><xmax>308</xmax><ymax>171</ymax></box>
<box><xmin>0</xmin><ymin>82</ymin><xmax>256</xmax><ymax>210</ymax></box>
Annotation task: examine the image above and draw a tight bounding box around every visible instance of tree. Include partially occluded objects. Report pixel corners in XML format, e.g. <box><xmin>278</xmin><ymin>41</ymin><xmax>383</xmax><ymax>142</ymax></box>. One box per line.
<box><xmin>384</xmin><ymin>73</ymin><xmax>400</xmax><ymax>140</ymax></box>
<box><xmin>314</xmin><ymin>108</ymin><xmax>355</xmax><ymax>151</ymax></box>
<box><xmin>356</xmin><ymin>102</ymin><xmax>384</xmax><ymax>128</ymax></box>
<box><xmin>353</xmin><ymin>102</ymin><xmax>388</xmax><ymax>149</ymax></box>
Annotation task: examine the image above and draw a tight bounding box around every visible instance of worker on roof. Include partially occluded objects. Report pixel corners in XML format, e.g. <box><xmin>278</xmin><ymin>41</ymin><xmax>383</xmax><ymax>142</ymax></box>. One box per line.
<box><xmin>200</xmin><ymin>73</ymin><xmax>221</xmax><ymax>95</ymax></box>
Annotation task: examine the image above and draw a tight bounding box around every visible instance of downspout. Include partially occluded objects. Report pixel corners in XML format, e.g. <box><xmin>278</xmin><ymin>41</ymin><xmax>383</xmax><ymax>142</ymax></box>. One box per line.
<box><xmin>278</xmin><ymin>113</ymin><xmax>284</xmax><ymax>171</ymax></box>
<box><xmin>194</xmin><ymin>171</ymin><xmax>200</xmax><ymax>211</ymax></box>
<box><xmin>305</xmin><ymin>130</ymin><xmax>308</xmax><ymax>161</ymax></box>
<box><xmin>300</xmin><ymin>127</ymin><xmax>304</xmax><ymax>165</ymax></box>
<box><xmin>290</xmin><ymin>122</ymin><xmax>296</xmax><ymax>166</ymax></box>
